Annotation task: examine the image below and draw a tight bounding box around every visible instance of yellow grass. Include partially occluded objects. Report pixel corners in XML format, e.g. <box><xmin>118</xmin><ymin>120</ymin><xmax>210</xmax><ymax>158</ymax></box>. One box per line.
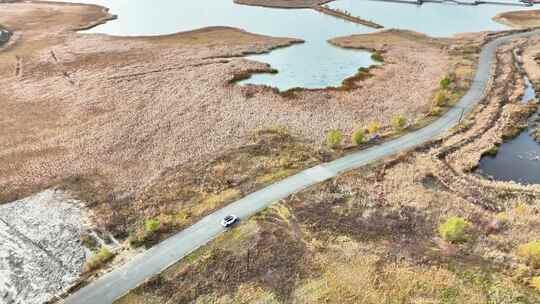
<box><xmin>294</xmin><ymin>254</ymin><xmax>485</xmax><ymax>304</ymax></box>
<box><xmin>256</xmin><ymin>169</ymin><xmax>294</xmax><ymax>184</ymax></box>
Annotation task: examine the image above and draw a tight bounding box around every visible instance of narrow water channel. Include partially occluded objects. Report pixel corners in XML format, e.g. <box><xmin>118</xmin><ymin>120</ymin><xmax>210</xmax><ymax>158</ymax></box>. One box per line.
<box><xmin>477</xmin><ymin>76</ymin><xmax>540</xmax><ymax>184</ymax></box>
<box><xmin>53</xmin><ymin>0</ymin><xmax>536</xmax><ymax>90</ymax></box>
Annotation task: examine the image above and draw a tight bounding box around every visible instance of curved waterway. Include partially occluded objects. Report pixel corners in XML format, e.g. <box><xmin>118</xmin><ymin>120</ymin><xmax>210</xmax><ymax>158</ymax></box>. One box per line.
<box><xmin>477</xmin><ymin>76</ymin><xmax>540</xmax><ymax>184</ymax></box>
<box><xmin>55</xmin><ymin>0</ymin><xmax>535</xmax><ymax>90</ymax></box>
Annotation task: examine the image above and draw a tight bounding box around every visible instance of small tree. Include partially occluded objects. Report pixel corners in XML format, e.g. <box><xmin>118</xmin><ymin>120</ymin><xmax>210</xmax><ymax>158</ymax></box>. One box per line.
<box><xmin>145</xmin><ymin>218</ymin><xmax>161</xmax><ymax>233</ymax></box>
<box><xmin>367</xmin><ymin>121</ymin><xmax>380</xmax><ymax>135</ymax></box>
<box><xmin>517</xmin><ymin>241</ymin><xmax>540</xmax><ymax>268</ymax></box>
<box><xmin>391</xmin><ymin>115</ymin><xmax>406</xmax><ymax>132</ymax></box>
<box><xmin>439</xmin><ymin>216</ymin><xmax>470</xmax><ymax>243</ymax></box>
<box><xmin>434</xmin><ymin>90</ymin><xmax>447</xmax><ymax>107</ymax></box>
<box><xmin>351</xmin><ymin>128</ymin><xmax>365</xmax><ymax>146</ymax></box>
<box><xmin>326</xmin><ymin>129</ymin><xmax>343</xmax><ymax>149</ymax></box>
<box><xmin>439</xmin><ymin>76</ymin><xmax>451</xmax><ymax>90</ymax></box>
<box><xmin>84</xmin><ymin>246</ymin><xmax>114</xmax><ymax>272</ymax></box>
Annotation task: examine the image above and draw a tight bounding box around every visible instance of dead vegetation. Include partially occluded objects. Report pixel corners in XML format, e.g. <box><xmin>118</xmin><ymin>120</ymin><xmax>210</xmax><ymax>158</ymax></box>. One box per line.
<box><xmin>116</xmin><ymin>153</ymin><xmax>540</xmax><ymax>303</ymax></box>
<box><xmin>103</xmin><ymin>130</ymin><xmax>328</xmax><ymax>247</ymax></box>
<box><xmin>5</xmin><ymin>4</ymin><xmax>540</xmax><ymax>300</ymax></box>
<box><xmin>0</xmin><ymin>1</ymin><xmax>472</xmax><ymax>245</ymax></box>
<box><xmin>494</xmin><ymin>9</ymin><xmax>540</xmax><ymax>29</ymax></box>
<box><xmin>115</xmin><ymin>30</ymin><xmax>540</xmax><ymax>304</ymax></box>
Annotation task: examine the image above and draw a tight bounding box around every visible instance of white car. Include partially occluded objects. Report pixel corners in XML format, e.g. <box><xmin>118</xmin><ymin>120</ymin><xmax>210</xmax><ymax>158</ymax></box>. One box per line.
<box><xmin>221</xmin><ymin>215</ymin><xmax>239</xmax><ymax>228</ymax></box>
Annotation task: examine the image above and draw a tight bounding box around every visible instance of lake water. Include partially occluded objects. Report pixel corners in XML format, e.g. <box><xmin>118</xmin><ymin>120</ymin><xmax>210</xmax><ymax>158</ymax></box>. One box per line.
<box><xmin>54</xmin><ymin>0</ymin><xmax>535</xmax><ymax>90</ymax></box>
<box><xmin>477</xmin><ymin>76</ymin><xmax>540</xmax><ymax>184</ymax></box>
<box><xmin>328</xmin><ymin>0</ymin><xmax>532</xmax><ymax>37</ymax></box>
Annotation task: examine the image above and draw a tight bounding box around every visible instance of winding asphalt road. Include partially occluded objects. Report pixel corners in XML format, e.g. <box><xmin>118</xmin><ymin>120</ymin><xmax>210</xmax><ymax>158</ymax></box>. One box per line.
<box><xmin>63</xmin><ymin>29</ymin><xmax>540</xmax><ymax>304</ymax></box>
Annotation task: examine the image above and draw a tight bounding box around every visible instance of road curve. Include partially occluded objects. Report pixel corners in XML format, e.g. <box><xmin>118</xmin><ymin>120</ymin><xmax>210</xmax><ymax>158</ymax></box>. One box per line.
<box><xmin>63</xmin><ymin>29</ymin><xmax>540</xmax><ymax>304</ymax></box>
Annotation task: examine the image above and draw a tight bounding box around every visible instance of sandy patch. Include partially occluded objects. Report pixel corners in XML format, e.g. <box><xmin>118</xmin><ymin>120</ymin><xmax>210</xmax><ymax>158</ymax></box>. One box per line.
<box><xmin>0</xmin><ymin>189</ymin><xmax>90</xmax><ymax>304</ymax></box>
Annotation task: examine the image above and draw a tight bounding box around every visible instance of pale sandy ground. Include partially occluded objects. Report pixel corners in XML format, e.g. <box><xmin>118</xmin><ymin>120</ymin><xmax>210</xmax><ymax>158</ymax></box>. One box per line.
<box><xmin>0</xmin><ymin>1</ymin><xmax>452</xmax><ymax>205</ymax></box>
<box><xmin>0</xmin><ymin>189</ymin><xmax>90</xmax><ymax>304</ymax></box>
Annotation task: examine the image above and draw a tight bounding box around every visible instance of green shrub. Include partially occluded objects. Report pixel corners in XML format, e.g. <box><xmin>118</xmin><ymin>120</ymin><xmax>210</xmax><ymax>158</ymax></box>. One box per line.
<box><xmin>517</xmin><ymin>241</ymin><xmax>540</xmax><ymax>268</ymax></box>
<box><xmin>84</xmin><ymin>246</ymin><xmax>114</xmax><ymax>272</ymax></box>
<box><xmin>439</xmin><ymin>76</ymin><xmax>451</xmax><ymax>90</ymax></box>
<box><xmin>129</xmin><ymin>219</ymin><xmax>163</xmax><ymax>248</ymax></box>
<box><xmin>351</xmin><ymin>128</ymin><xmax>365</xmax><ymax>146</ymax></box>
<box><xmin>367</xmin><ymin>121</ymin><xmax>380</xmax><ymax>135</ymax></box>
<box><xmin>434</xmin><ymin>89</ymin><xmax>447</xmax><ymax>107</ymax></box>
<box><xmin>145</xmin><ymin>218</ymin><xmax>161</xmax><ymax>233</ymax></box>
<box><xmin>391</xmin><ymin>115</ymin><xmax>407</xmax><ymax>132</ymax></box>
<box><xmin>326</xmin><ymin>129</ymin><xmax>343</xmax><ymax>149</ymax></box>
<box><xmin>439</xmin><ymin>216</ymin><xmax>470</xmax><ymax>243</ymax></box>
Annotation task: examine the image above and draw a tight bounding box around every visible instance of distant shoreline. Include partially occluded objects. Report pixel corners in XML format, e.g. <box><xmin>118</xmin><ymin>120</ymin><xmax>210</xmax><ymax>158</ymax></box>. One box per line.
<box><xmin>233</xmin><ymin>0</ymin><xmax>334</xmax><ymax>9</ymax></box>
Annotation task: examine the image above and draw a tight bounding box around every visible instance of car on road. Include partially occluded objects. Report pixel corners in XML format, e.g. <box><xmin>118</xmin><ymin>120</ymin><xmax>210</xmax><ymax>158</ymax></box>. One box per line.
<box><xmin>221</xmin><ymin>215</ymin><xmax>239</xmax><ymax>228</ymax></box>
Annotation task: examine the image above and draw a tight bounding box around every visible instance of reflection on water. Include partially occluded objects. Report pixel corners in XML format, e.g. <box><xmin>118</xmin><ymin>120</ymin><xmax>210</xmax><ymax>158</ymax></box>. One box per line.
<box><xmin>477</xmin><ymin>76</ymin><xmax>540</xmax><ymax>184</ymax></box>
<box><xmin>52</xmin><ymin>0</ymin><xmax>535</xmax><ymax>89</ymax></box>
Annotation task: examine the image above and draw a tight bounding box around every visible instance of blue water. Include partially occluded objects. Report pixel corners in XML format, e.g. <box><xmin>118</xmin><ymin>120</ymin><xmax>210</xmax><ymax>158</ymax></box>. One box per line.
<box><xmin>329</xmin><ymin>0</ymin><xmax>533</xmax><ymax>37</ymax></box>
<box><xmin>52</xmin><ymin>0</ymin><xmax>536</xmax><ymax>89</ymax></box>
<box><xmin>478</xmin><ymin>76</ymin><xmax>540</xmax><ymax>184</ymax></box>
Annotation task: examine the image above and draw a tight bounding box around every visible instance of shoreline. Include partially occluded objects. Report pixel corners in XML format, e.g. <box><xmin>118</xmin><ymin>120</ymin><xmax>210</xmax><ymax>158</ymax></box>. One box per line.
<box><xmin>493</xmin><ymin>9</ymin><xmax>540</xmax><ymax>29</ymax></box>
